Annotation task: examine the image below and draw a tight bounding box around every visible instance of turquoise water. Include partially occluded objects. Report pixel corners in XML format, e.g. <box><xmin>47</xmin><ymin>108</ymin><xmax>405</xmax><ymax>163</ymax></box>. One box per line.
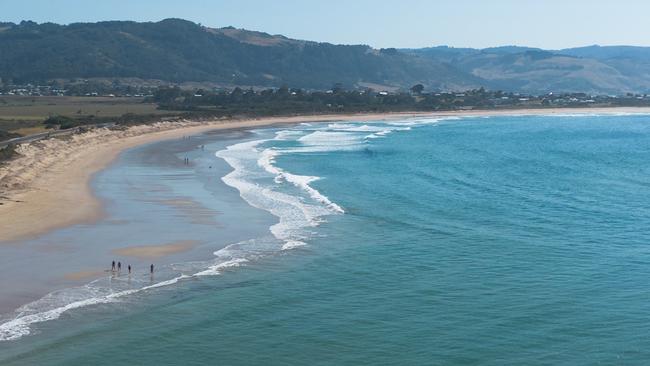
<box><xmin>3</xmin><ymin>114</ymin><xmax>650</xmax><ymax>365</ymax></box>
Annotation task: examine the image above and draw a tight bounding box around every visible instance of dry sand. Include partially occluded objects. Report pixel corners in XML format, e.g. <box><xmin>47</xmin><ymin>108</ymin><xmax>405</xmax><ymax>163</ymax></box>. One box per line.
<box><xmin>1</xmin><ymin>108</ymin><xmax>650</xmax><ymax>244</ymax></box>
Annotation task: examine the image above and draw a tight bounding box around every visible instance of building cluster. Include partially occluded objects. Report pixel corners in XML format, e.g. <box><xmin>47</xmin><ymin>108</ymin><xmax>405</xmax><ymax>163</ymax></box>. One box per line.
<box><xmin>0</xmin><ymin>84</ymin><xmax>67</xmax><ymax>96</ymax></box>
<box><xmin>0</xmin><ymin>81</ymin><xmax>157</xmax><ymax>97</ymax></box>
<box><xmin>3</xmin><ymin>81</ymin><xmax>650</xmax><ymax>111</ymax></box>
<box><xmin>541</xmin><ymin>93</ymin><xmax>650</xmax><ymax>106</ymax></box>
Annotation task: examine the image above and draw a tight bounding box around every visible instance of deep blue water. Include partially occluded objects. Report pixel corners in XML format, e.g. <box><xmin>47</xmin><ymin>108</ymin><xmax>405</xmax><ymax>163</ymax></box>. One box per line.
<box><xmin>3</xmin><ymin>114</ymin><xmax>650</xmax><ymax>365</ymax></box>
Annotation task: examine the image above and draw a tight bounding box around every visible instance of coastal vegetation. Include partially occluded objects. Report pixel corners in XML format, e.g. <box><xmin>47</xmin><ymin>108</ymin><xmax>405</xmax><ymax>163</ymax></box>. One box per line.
<box><xmin>0</xmin><ymin>143</ymin><xmax>16</xmax><ymax>161</ymax></box>
<box><xmin>0</xmin><ymin>86</ymin><xmax>649</xmax><ymax>144</ymax></box>
<box><xmin>0</xmin><ymin>96</ymin><xmax>174</xmax><ymax>135</ymax></box>
<box><xmin>153</xmin><ymin>86</ymin><xmax>650</xmax><ymax>115</ymax></box>
<box><xmin>0</xmin><ymin>129</ymin><xmax>18</xmax><ymax>141</ymax></box>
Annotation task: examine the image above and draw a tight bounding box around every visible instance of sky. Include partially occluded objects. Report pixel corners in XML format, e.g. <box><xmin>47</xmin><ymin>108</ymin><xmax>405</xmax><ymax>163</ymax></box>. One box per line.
<box><xmin>3</xmin><ymin>0</ymin><xmax>650</xmax><ymax>49</ymax></box>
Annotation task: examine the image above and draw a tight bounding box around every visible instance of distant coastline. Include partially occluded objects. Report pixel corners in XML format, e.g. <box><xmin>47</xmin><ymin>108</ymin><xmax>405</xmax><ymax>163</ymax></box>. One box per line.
<box><xmin>1</xmin><ymin>106</ymin><xmax>650</xmax><ymax>243</ymax></box>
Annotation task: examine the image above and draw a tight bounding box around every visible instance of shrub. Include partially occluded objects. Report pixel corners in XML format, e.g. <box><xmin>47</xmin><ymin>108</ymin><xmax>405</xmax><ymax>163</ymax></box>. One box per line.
<box><xmin>0</xmin><ymin>143</ymin><xmax>17</xmax><ymax>161</ymax></box>
<box><xmin>43</xmin><ymin>115</ymin><xmax>79</xmax><ymax>129</ymax></box>
<box><xmin>0</xmin><ymin>130</ymin><xmax>20</xmax><ymax>141</ymax></box>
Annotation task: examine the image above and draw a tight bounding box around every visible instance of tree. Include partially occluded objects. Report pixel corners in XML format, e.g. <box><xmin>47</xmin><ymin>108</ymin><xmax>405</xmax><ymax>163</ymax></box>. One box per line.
<box><xmin>331</xmin><ymin>83</ymin><xmax>344</xmax><ymax>94</ymax></box>
<box><xmin>153</xmin><ymin>86</ymin><xmax>182</xmax><ymax>104</ymax></box>
<box><xmin>277</xmin><ymin>85</ymin><xmax>289</xmax><ymax>96</ymax></box>
<box><xmin>410</xmin><ymin>84</ymin><xmax>424</xmax><ymax>94</ymax></box>
<box><xmin>380</xmin><ymin>48</ymin><xmax>399</xmax><ymax>55</ymax></box>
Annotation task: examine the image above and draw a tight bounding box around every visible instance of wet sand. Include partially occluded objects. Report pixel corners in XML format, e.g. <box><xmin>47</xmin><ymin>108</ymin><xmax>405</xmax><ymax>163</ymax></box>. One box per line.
<box><xmin>63</xmin><ymin>270</ymin><xmax>107</xmax><ymax>281</ymax></box>
<box><xmin>0</xmin><ymin>129</ymin><xmax>275</xmax><ymax>314</ymax></box>
<box><xmin>112</xmin><ymin>240</ymin><xmax>200</xmax><ymax>259</ymax></box>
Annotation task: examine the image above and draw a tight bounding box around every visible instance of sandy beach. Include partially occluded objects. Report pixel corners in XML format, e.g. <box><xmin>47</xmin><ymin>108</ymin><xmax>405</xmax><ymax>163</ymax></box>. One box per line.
<box><xmin>1</xmin><ymin>107</ymin><xmax>650</xmax><ymax>243</ymax></box>
<box><xmin>0</xmin><ymin>113</ymin><xmax>416</xmax><ymax>243</ymax></box>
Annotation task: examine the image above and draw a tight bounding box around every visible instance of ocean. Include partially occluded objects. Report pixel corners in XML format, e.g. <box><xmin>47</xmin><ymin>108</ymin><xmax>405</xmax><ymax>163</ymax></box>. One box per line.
<box><xmin>2</xmin><ymin>114</ymin><xmax>650</xmax><ymax>365</ymax></box>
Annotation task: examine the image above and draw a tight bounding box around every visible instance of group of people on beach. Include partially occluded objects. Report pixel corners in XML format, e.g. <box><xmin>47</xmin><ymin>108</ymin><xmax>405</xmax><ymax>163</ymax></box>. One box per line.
<box><xmin>111</xmin><ymin>260</ymin><xmax>154</xmax><ymax>275</ymax></box>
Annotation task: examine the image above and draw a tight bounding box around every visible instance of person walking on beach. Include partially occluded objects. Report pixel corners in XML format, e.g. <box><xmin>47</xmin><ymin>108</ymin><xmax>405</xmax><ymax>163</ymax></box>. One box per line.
<box><xmin>150</xmin><ymin>264</ymin><xmax>154</xmax><ymax>274</ymax></box>
<box><xmin>128</xmin><ymin>265</ymin><xmax>132</xmax><ymax>274</ymax></box>
<box><xmin>117</xmin><ymin>261</ymin><xmax>121</xmax><ymax>272</ymax></box>
<box><xmin>112</xmin><ymin>260</ymin><xmax>116</xmax><ymax>271</ymax></box>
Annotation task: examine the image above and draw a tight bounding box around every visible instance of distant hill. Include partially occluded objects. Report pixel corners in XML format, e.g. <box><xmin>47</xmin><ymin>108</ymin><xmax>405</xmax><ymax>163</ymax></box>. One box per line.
<box><xmin>0</xmin><ymin>19</ymin><xmax>480</xmax><ymax>91</ymax></box>
<box><xmin>558</xmin><ymin>45</ymin><xmax>650</xmax><ymax>60</ymax></box>
<box><xmin>2</xmin><ymin>19</ymin><xmax>650</xmax><ymax>94</ymax></box>
<box><xmin>407</xmin><ymin>46</ymin><xmax>650</xmax><ymax>94</ymax></box>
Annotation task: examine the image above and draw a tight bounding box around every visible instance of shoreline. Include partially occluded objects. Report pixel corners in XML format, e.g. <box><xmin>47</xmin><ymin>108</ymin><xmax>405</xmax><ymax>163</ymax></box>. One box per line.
<box><xmin>1</xmin><ymin>107</ymin><xmax>650</xmax><ymax>243</ymax></box>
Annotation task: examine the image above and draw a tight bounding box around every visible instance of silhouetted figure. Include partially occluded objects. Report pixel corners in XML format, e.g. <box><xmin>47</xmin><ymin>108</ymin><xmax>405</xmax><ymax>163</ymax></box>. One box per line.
<box><xmin>112</xmin><ymin>260</ymin><xmax>116</xmax><ymax>271</ymax></box>
<box><xmin>128</xmin><ymin>265</ymin><xmax>132</xmax><ymax>274</ymax></box>
<box><xmin>117</xmin><ymin>262</ymin><xmax>121</xmax><ymax>272</ymax></box>
<box><xmin>150</xmin><ymin>264</ymin><xmax>154</xmax><ymax>274</ymax></box>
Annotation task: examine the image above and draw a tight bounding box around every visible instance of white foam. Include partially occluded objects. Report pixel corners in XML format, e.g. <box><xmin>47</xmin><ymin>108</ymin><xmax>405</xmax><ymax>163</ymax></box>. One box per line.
<box><xmin>0</xmin><ymin>273</ymin><xmax>193</xmax><ymax>342</ymax></box>
<box><xmin>329</xmin><ymin>123</ymin><xmax>412</xmax><ymax>140</ymax></box>
<box><xmin>282</xmin><ymin>240</ymin><xmax>308</xmax><ymax>250</ymax></box>
<box><xmin>0</xmin><ymin>293</ymin><xmax>113</xmax><ymax>341</ymax></box>
<box><xmin>328</xmin><ymin>123</ymin><xmax>392</xmax><ymax>132</ymax></box>
<box><xmin>258</xmin><ymin>148</ymin><xmax>344</xmax><ymax>214</ymax></box>
<box><xmin>364</xmin><ymin>127</ymin><xmax>411</xmax><ymax>139</ymax></box>
<box><xmin>297</xmin><ymin>131</ymin><xmax>367</xmax><ymax>152</ymax></box>
<box><xmin>0</xmin><ymin>245</ymin><xmax>267</xmax><ymax>342</ymax></box>
<box><xmin>274</xmin><ymin>130</ymin><xmax>306</xmax><ymax>140</ymax></box>
<box><xmin>216</xmin><ymin>139</ymin><xmax>339</xmax><ymax>251</ymax></box>
<box><xmin>194</xmin><ymin>258</ymin><xmax>249</xmax><ymax>277</ymax></box>
<box><xmin>326</xmin><ymin>123</ymin><xmax>357</xmax><ymax>129</ymax></box>
<box><xmin>549</xmin><ymin>112</ymin><xmax>650</xmax><ymax>118</ymax></box>
<box><xmin>386</xmin><ymin>117</ymin><xmax>447</xmax><ymax>126</ymax></box>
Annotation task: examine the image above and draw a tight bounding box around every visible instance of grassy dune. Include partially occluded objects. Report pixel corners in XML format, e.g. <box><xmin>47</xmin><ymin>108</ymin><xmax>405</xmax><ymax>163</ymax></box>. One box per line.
<box><xmin>0</xmin><ymin>96</ymin><xmax>169</xmax><ymax>134</ymax></box>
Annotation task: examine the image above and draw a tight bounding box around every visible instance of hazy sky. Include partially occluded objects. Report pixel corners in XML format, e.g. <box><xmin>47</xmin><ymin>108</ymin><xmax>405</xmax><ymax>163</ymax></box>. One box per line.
<box><xmin>3</xmin><ymin>0</ymin><xmax>650</xmax><ymax>49</ymax></box>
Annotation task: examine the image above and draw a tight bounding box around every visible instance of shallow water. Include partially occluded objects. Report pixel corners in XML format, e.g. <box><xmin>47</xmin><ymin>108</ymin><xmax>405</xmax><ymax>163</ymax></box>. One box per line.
<box><xmin>3</xmin><ymin>114</ymin><xmax>650</xmax><ymax>365</ymax></box>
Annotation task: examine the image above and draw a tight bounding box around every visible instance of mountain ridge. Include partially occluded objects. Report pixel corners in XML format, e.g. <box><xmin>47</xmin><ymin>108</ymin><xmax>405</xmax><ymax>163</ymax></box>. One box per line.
<box><xmin>2</xmin><ymin>19</ymin><xmax>650</xmax><ymax>94</ymax></box>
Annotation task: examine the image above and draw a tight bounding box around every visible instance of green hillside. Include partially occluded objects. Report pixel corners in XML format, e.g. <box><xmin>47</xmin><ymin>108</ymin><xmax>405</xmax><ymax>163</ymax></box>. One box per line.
<box><xmin>0</xmin><ymin>19</ymin><xmax>479</xmax><ymax>91</ymax></box>
<box><xmin>3</xmin><ymin>19</ymin><xmax>650</xmax><ymax>93</ymax></box>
